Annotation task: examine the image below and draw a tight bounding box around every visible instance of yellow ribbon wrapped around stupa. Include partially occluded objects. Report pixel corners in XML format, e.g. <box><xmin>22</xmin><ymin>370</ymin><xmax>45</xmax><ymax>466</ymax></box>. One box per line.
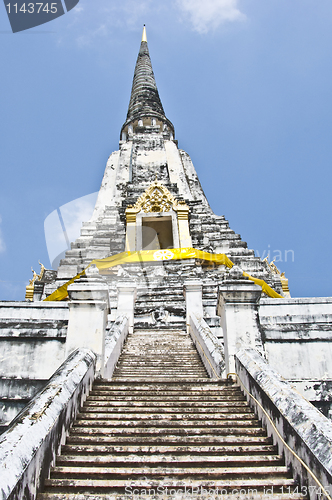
<box><xmin>44</xmin><ymin>247</ymin><xmax>283</xmax><ymax>301</ymax></box>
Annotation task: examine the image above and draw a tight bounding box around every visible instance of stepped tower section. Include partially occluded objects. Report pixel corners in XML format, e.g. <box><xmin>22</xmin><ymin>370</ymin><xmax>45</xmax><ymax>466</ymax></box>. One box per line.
<box><xmin>44</xmin><ymin>27</ymin><xmax>283</xmax><ymax>331</ymax></box>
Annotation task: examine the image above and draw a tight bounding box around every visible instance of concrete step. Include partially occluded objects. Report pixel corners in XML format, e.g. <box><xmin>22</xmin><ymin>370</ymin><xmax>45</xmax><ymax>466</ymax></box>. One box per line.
<box><xmin>133</xmin><ymin>322</ymin><xmax>187</xmax><ymax>329</ymax></box>
<box><xmin>88</xmin><ymin>386</ymin><xmax>242</xmax><ymax>393</ymax></box>
<box><xmin>92</xmin><ymin>381</ymin><xmax>230</xmax><ymax>388</ymax></box>
<box><xmin>79</xmin><ymin>408</ymin><xmax>255</xmax><ymax>416</ymax></box>
<box><xmin>113</xmin><ymin>363</ymin><xmax>203</xmax><ymax>368</ymax></box>
<box><xmin>110</xmin><ymin>369</ymin><xmax>206</xmax><ymax>373</ymax></box>
<box><xmin>111</xmin><ymin>373</ymin><xmax>208</xmax><ymax>378</ymax></box>
<box><xmin>50</xmin><ymin>465</ymin><xmax>290</xmax><ymax>478</ymax></box>
<box><xmin>112</xmin><ymin>367</ymin><xmax>207</xmax><ymax>372</ymax></box>
<box><xmin>88</xmin><ymin>388</ymin><xmax>236</xmax><ymax>395</ymax></box>
<box><xmin>120</xmin><ymin>333</ymin><xmax>191</xmax><ymax>339</ymax></box>
<box><xmin>89</xmin><ymin>384</ymin><xmax>241</xmax><ymax>393</ymax></box>
<box><xmin>114</xmin><ymin>361</ymin><xmax>205</xmax><ymax>366</ymax></box>
<box><xmin>75</xmin><ymin>413</ymin><xmax>259</xmax><ymax>423</ymax></box>
<box><xmin>116</xmin><ymin>341</ymin><xmax>199</xmax><ymax>345</ymax></box>
<box><xmin>113</xmin><ymin>358</ymin><xmax>202</xmax><ymax>363</ymax></box>
<box><xmin>56</xmin><ymin>453</ymin><xmax>283</xmax><ymax>465</ymax></box>
<box><xmin>64</xmin><ymin>435</ymin><xmax>274</xmax><ymax>447</ymax></box>
<box><xmin>61</xmin><ymin>442</ymin><xmax>276</xmax><ymax>454</ymax></box>
<box><xmin>135</xmin><ymin>298</ymin><xmax>185</xmax><ymax>305</ymax></box>
<box><xmin>118</xmin><ymin>352</ymin><xmax>200</xmax><ymax>356</ymax></box>
<box><xmin>109</xmin><ymin>375</ymin><xmax>213</xmax><ymax>383</ymax></box>
<box><xmin>111</xmin><ymin>372</ymin><xmax>206</xmax><ymax>375</ymax></box>
<box><xmin>120</xmin><ymin>348</ymin><xmax>197</xmax><ymax>351</ymax></box>
<box><xmin>86</xmin><ymin>395</ymin><xmax>247</xmax><ymax>401</ymax></box>
<box><xmin>38</xmin><ymin>493</ymin><xmax>306</xmax><ymax>500</ymax></box>
<box><xmin>135</xmin><ymin>300</ymin><xmax>185</xmax><ymax>307</ymax></box>
<box><xmin>73</xmin><ymin>415</ymin><xmax>260</xmax><ymax>432</ymax></box>
<box><xmin>86</xmin><ymin>383</ymin><xmax>241</xmax><ymax>392</ymax></box>
<box><xmin>69</xmin><ymin>427</ymin><xmax>266</xmax><ymax>437</ymax></box>
<box><xmin>79</xmin><ymin>387</ymin><xmax>248</xmax><ymax>398</ymax></box>
<box><xmin>112</xmin><ymin>360</ymin><xmax>204</xmax><ymax>364</ymax></box>
<box><xmin>43</xmin><ymin>477</ymin><xmax>298</xmax><ymax>490</ymax></box>
<box><xmin>83</xmin><ymin>401</ymin><xmax>250</xmax><ymax>410</ymax></box>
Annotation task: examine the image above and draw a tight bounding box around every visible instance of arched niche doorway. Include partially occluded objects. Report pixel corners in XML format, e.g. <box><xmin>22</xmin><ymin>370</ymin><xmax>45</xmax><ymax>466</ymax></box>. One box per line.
<box><xmin>125</xmin><ymin>181</ymin><xmax>191</xmax><ymax>252</ymax></box>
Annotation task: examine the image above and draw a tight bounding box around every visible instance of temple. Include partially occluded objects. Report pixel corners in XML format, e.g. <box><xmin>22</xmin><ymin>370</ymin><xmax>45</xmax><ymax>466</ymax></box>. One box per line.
<box><xmin>0</xmin><ymin>27</ymin><xmax>332</xmax><ymax>499</ymax></box>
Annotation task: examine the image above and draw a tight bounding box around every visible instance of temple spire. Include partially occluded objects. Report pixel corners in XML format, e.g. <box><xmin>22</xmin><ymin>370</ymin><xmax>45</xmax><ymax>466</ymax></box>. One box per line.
<box><xmin>121</xmin><ymin>26</ymin><xmax>174</xmax><ymax>139</ymax></box>
<box><xmin>142</xmin><ymin>25</ymin><xmax>147</xmax><ymax>43</ymax></box>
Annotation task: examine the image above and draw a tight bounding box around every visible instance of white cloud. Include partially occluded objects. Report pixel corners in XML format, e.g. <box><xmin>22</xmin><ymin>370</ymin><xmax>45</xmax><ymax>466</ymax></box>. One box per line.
<box><xmin>0</xmin><ymin>216</ymin><xmax>5</xmax><ymax>253</ymax></box>
<box><xmin>176</xmin><ymin>0</ymin><xmax>245</xmax><ymax>34</ymax></box>
<box><xmin>61</xmin><ymin>0</ymin><xmax>156</xmax><ymax>48</ymax></box>
<box><xmin>59</xmin><ymin>192</ymin><xmax>98</xmax><ymax>242</ymax></box>
<box><xmin>74</xmin><ymin>4</ymin><xmax>84</xmax><ymax>13</ymax></box>
<box><xmin>44</xmin><ymin>193</ymin><xmax>98</xmax><ymax>266</ymax></box>
<box><xmin>58</xmin><ymin>0</ymin><xmax>245</xmax><ymax>48</ymax></box>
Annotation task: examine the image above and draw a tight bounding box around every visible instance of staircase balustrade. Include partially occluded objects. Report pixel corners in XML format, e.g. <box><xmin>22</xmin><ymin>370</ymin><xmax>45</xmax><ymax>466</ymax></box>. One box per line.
<box><xmin>0</xmin><ymin>348</ymin><xmax>96</xmax><ymax>500</ymax></box>
<box><xmin>102</xmin><ymin>314</ymin><xmax>129</xmax><ymax>379</ymax></box>
<box><xmin>236</xmin><ymin>348</ymin><xmax>332</xmax><ymax>500</ymax></box>
<box><xmin>188</xmin><ymin>312</ymin><xmax>225</xmax><ymax>379</ymax></box>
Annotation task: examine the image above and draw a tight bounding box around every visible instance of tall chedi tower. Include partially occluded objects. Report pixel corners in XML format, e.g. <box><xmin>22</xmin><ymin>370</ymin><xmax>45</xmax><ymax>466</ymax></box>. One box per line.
<box><xmin>44</xmin><ymin>26</ymin><xmax>283</xmax><ymax>334</ymax></box>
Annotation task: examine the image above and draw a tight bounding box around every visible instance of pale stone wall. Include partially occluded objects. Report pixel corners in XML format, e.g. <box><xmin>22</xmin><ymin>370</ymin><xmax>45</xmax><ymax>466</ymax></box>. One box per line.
<box><xmin>0</xmin><ymin>301</ymin><xmax>69</xmax><ymax>430</ymax></box>
<box><xmin>259</xmin><ymin>297</ymin><xmax>332</xmax><ymax>415</ymax></box>
<box><xmin>164</xmin><ymin>141</ymin><xmax>193</xmax><ymax>200</ymax></box>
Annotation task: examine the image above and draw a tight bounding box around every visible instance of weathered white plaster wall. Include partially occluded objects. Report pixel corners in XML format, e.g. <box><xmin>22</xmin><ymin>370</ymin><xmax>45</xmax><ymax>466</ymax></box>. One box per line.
<box><xmin>259</xmin><ymin>297</ymin><xmax>332</xmax><ymax>414</ymax></box>
<box><xmin>264</xmin><ymin>342</ymin><xmax>332</xmax><ymax>380</ymax></box>
<box><xmin>0</xmin><ymin>301</ymin><xmax>69</xmax><ymax>379</ymax></box>
<box><xmin>0</xmin><ymin>301</ymin><xmax>69</xmax><ymax>321</ymax></box>
<box><xmin>178</xmin><ymin>149</ymin><xmax>210</xmax><ymax>206</ymax></box>
<box><xmin>0</xmin><ymin>301</ymin><xmax>69</xmax><ymax>428</ymax></box>
<box><xmin>90</xmin><ymin>150</ymin><xmax>121</xmax><ymax>220</ymax></box>
<box><xmin>259</xmin><ymin>297</ymin><xmax>332</xmax><ymax>380</ymax></box>
<box><xmin>164</xmin><ymin>141</ymin><xmax>192</xmax><ymax>200</ymax></box>
<box><xmin>0</xmin><ymin>340</ymin><xmax>65</xmax><ymax>380</ymax></box>
<box><xmin>260</xmin><ymin>297</ymin><xmax>332</xmax><ymax>323</ymax></box>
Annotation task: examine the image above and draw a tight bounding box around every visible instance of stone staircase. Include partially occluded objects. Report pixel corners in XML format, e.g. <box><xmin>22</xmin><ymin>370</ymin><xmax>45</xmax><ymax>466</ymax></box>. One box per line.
<box><xmin>38</xmin><ymin>329</ymin><xmax>304</xmax><ymax>499</ymax></box>
<box><xmin>112</xmin><ymin>330</ymin><xmax>205</xmax><ymax>380</ymax></box>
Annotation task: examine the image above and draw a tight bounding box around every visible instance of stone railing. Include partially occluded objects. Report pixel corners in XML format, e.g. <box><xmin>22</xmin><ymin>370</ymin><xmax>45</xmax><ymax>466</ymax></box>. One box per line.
<box><xmin>0</xmin><ymin>348</ymin><xmax>96</xmax><ymax>500</ymax></box>
<box><xmin>103</xmin><ymin>315</ymin><xmax>129</xmax><ymax>379</ymax></box>
<box><xmin>236</xmin><ymin>349</ymin><xmax>332</xmax><ymax>500</ymax></box>
<box><xmin>188</xmin><ymin>313</ymin><xmax>225</xmax><ymax>379</ymax></box>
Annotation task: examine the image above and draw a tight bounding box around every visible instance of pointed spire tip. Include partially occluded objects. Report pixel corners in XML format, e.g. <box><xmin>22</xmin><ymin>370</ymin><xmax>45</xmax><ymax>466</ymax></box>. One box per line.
<box><xmin>142</xmin><ymin>25</ymin><xmax>147</xmax><ymax>43</ymax></box>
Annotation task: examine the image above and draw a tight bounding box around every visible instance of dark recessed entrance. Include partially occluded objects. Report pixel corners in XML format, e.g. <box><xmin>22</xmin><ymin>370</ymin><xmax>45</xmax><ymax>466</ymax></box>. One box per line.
<box><xmin>142</xmin><ymin>217</ymin><xmax>173</xmax><ymax>250</ymax></box>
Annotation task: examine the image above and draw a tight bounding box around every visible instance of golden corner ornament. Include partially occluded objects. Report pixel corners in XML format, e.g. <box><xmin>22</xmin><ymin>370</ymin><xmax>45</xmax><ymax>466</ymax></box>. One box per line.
<box><xmin>44</xmin><ymin>247</ymin><xmax>283</xmax><ymax>302</ymax></box>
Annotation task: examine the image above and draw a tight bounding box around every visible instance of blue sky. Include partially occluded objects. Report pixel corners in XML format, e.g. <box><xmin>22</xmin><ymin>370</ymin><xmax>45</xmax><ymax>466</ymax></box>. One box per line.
<box><xmin>0</xmin><ymin>0</ymin><xmax>332</xmax><ymax>299</ymax></box>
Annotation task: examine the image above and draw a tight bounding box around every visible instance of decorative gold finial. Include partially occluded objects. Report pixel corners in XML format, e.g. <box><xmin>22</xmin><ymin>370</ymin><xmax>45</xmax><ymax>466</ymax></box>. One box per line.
<box><xmin>142</xmin><ymin>25</ymin><xmax>147</xmax><ymax>43</ymax></box>
<box><xmin>25</xmin><ymin>261</ymin><xmax>46</xmax><ymax>301</ymax></box>
<box><xmin>263</xmin><ymin>257</ymin><xmax>291</xmax><ymax>297</ymax></box>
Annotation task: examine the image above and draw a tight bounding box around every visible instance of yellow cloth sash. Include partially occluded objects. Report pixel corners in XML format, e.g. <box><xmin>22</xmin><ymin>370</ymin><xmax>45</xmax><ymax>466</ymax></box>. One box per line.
<box><xmin>44</xmin><ymin>247</ymin><xmax>283</xmax><ymax>301</ymax></box>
